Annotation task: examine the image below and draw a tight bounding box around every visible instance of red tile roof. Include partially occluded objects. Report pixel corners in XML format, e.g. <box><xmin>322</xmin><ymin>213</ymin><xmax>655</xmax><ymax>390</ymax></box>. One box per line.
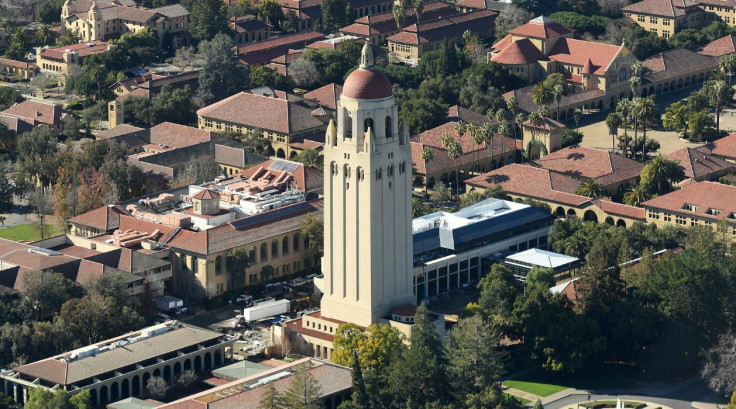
<box><xmin>237</xmin><ymin>159</ymin><xmax>323</xmax><ymax>195</ymax></box>
<box><xmin>508</xmin><ymin>15</ymin><xmax>573</xmax><ymax>39</ymax></box>
<box><xmin>303</xmin><ymin>83</ymin><xmax>343</xmax><ymax>110</ymax></box>
<box><xmin>197</xmin><ymin>91</ymin><xmax>327</xmax><ymax>135</ymax></box>
<box><xmin>446</xmin><ymin>105</ymin><xmax>490</xmax><ymax>124</ymax></box>
<box><xmin>70</xmin><ymin>204</ymin><xmax>129</xmax><ymax>231</ymax></box>
<box><xmin>340</xmin><ymin>1</ymin><xmax>456</xmax><ymax>38</ymax></box>
<box><xmin>465</xmin><ymin>163</ymin><xmax>592</xmax><ymax>206</ymax></box>
<box><xmin>150</xmin><ymin>122</ymin><xmax>212</xmax><ymax>148</ymax></box>
<box><xmin>699</xmin><ymin>34</ymin><xmax>736</xmax><ymax>57</ymax></box>
<box><xmin>343</xmin><ymin>66</ymin><xmax>393</xmax><ymax>99</ymax></box>
<box><xmin>703</xmin><ymin>132</ymin><xmax>736</xmax><ymax>159</ymax></box>
<box><xmin>235</xmin><ymin>31</ymin><xmax>325</xmax><ymax>65</ymax></box>
<box><xmin>591</xmin><ymin>198</ymin><xmax>646</xmax><ymax>220</ymax></box>
<box><xmin>491</xmin><ymin>34</ymin><xmax>513</xmax><ymax>52</ymax></box>
<box><xmin>387</xmin><ymin>9</ymin><xmax>497</xmax><ymax>45</ymax></box>
<box><xmin>490</xmin><ymin>38</ymin><xmax>547</xmax><ymax>65</ymax></box>
<box><xmin>622</xmin><ymin>0</ymin><xmax>698</xmax><ymax>17</ymax></box>
<box><xmin>665</xmin><ymin>146</ymin><xmax>736</xmax><ymax>180</ymax></box>
<box><xmin>0</xmin><ymin>57</ymin><xmax>37</xmax><ymax>70</ymax></box>
<box><xmin>642</xmin><ymin>181</ymin><xmax>736</xmax><ymax>224</ymax></box>
<box><xmin>533</xmin><ymin>146</ymin><xmax>644</xmax><ymax>187</ymax></box>
<box><xmin>40</xmin><ymin>40</ymin><xmax>110</xmax><ymax>59</ymax></box>
<box><xmin>547</xmin><ymin>38</ymin><xmax>622</xmax><ymax>76</ymax></box>
<box><xmin>1</xmin><ymin>100</ymin><xmax>69</xmax><ymax>127</ymax></box>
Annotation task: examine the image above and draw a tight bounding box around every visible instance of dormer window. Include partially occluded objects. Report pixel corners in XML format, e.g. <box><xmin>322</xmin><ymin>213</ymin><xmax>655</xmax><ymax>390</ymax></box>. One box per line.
<box><xmin>706</xmin><ymin>208</ymin><xmax>721</xmax><ymax>216</ymax></box>
<box><xmin>682</xmin><ymin>203</ymin><xmax>698</xmax><ymax>212</ymax></box>
<box><xmin>727</xmin><ymin>212</ymin><xmax>736</xmax><ymax>220</ymax></box>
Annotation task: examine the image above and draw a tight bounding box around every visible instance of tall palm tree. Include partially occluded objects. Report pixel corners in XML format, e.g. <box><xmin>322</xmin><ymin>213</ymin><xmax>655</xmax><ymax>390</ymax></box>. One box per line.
<box><xmin>538</xmin><ymin>104</ymin><xmax>550</xmax><ymax>119</ymax></box>
<box><xmin>720</xmin><ymin>54</ymin><xmax>736</xmax><ymax>87</ymax></box>
<box><xmin>525</xmin><ymin>111</ymin><xmax>542</xmax><ymax>160</ymax></box>
<box><xmin>506</xmin><ymin>96</ymin><xmax>519</xmax><ymax>140</ymax></box>
<box><xmin>496</xmin><ymin>120</ymin><xmax>511</xmax><ymax>168</ymax></box>
<box><xmin>706</xmin><ymin>79</ymin><xmax>730</xmax><ymax>132</ymax></box>
<box><xmin>514</xmin><ymin>112</ymin><xmax>525</xmax><ymax>162</ymax></box>
<box><xmin>576</xmin><ymin>178</ymin><xmax>605</xmax><ymax>198</ymax></box>
<box><xmin>616</xmin><ymin>99</ymin><xmax>632</xmax><ymax>157</ymax></box>
<box><xmin>442</xmin><ymin>133</ymin><xmax>463</xmax><ymax>199</ymax></box>
<box><xmin>636</xmin><ymin>96</ymin><xmax>657</xmax><ymax>161</ymax></box>
<box><xmin>630</xmin><ymin>61</ymin><xmax>643</xmax><ymax>98</ymax></box>
<box><xmin>421</xmin><ymin>147</ymin><xmax>434</xmax><ymax>196</ymax></box>
<box><xmin>623</xmin><ymin>184</ymin><xmax>651</xmax><ymax>207</ymax></box>
<box><xmin>470</xmin><ymin>122</ymin><xmax>485</xmax><ymax>175</ymax></box>
<box><xmin>481</xmin><ymin>122</ymin><xmax>495</xmax><ymax>169</ymax></box>
<box><xmin>630</xmin><ymin>97</ymin><xmax>641</xmax><ymax>158</ymax></box>
<box><xmin>553</xmin><ymin>83</ymin><xmax>565</xmax><ymax>120</ymax></box>
<box><xmin>464</xmin><ymin>121</ymin><xmax>478</xmax><ymax>175</ymax></box>
<box><xmin>605</xmin><ymin>112</ymin><xmax>622</xmax><ymax>153</ymax></box>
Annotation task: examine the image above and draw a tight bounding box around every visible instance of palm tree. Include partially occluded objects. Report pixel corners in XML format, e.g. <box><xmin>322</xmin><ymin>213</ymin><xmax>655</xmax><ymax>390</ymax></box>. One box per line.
<box><xmin>630</xmin><ymin>61</ymin><xmax>643</xmax><ymax>98</ymax></box>
<box><xmin>630</xmin><ymin>97</ymin><xmax>641</xmax><ymax>157</ymax></box>
<box><xmin>421</xmin><ymin>147</ymin><xmax>434</xmax><ymax>196</ymax></box>
<box><xmin>465</xmin><ymin>121</ymin><xmax>480</xmax><ymax>176</ymax></box>
<box><xmin>553</xmin><ymin>83</ymin><xmax>565</xmax><ymax>120</ymax></box>
<box><xmin>531</xmin><ymin>83</ymin><xmax>555</xmax><ymax>109</ymax></box>
<box><xmin>507</xmin><ymin>96</ymin><xmax>519</xmax><ymax>140</ymax></box>
<box><xmin>481</xmin><ymin>122</ymin><xmax>495</xmax><ymax>169</ymax></box>
<box><xmin>623</xmin><ymin>184</ymin><xmax>652</xmax><ymax>207</ymax></box>
<box><xmin>641</xmin><ymin>155</ymin><xmax>686</xmax><ymax>194</ymax></box>
<box><xmin>538</xmin><ymin>104</ymin><xmax>550</xmax><ymax>119</ymax></box>
<box><xmin>636</xmin><ymin>96</ymin><xmax>657</xmax><ymax>161</ymax></box>
<box><xmin>706</xmin><ymin>79</ymin><xmax>730</xmax><ymax>132</ymax></box>
<box><xmin>605</xmin><ymin>112</ymin><xmax>622</xmax><ymax>153</ymax></box>
<box><xmin>616</xmin><ymin>99</ymin><xmax>632</xmax><ymax>157</ymax></box>
<box><xmin>564</xmin><ymin>231</ymin><xmax>589</xmax><ymax>259</ymax></box>
<box><xmin>442</xmin><ymin>133</ymin><xmax>463</xmax><ymax>199</ymax></box>
<box><xmin>514</xmin><ymin>112</ymin><xmax>525</xmax><ymax>162</ymax></box>
<box><xmin>393</xmin><ymin>2</ymin><xmax>406</xmax><ymax>31</ymax></box>
<box><xmin>525</xmin><ymin>111</ymin><xmax>542</xmax><ymax>160</ymax></box>
<box><xmin>720</xmin><ymin>54</ymin><xmax>736</xmax><ymax>87</ymax></box>
<box><xmin>576</xmin><ymin>178</ymin><xmax>605</xmax><ymax>198</ymax></box>
<box><xmin>496</xmin><ymin>119</ymin><xmax>511</xmax><ymax>168</ymax></box>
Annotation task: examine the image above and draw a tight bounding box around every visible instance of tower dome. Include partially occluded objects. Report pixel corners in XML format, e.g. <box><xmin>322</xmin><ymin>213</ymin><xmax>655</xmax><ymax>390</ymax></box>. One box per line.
<box><xmin>342</xmin><ymin>42</ymin><xmax>392</xmax><ymax>100</ymax></box>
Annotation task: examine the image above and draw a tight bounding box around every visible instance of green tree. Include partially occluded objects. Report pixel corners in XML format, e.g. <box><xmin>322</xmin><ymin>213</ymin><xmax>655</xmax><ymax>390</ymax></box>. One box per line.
<box><xmin>198</xmin><ymin>33</ymin><xmax>246</xmax><ymax>105</ymax></box>
<box><xmin>258</xmin><ymin>384</ymin><xmax>282</xmax><ymax>409</ymax></box>
<box><xmin>321</xmin><ymin>0</ymin><xmax>347</xmax><ymax>33</ymax></box>
<box><xmin>560</xmin><ymin>128</ymin><xmax>584</xmax><ymax>148</ymax></box>
<box><xmin>413</xmin><ymin>0</ymin><xmax>425</xmax><ymax>22</ymax></box>
<box><xmin>662</xmin><ymin>100</ymin><xmax>690</xmax><ymax>138</ymax></box>
<box><xmin>57</xmin><ymin>28</ymin><xmax>81</xmax><ymax>46</ymax></box>
<box><xmin>332</xmin><ymin>323</ymin><xmax>365</xmax><ymax>366</ymax></box>
<box><xmin>686</xmin><ymin>109</ymin><xmax>717</xmax><ymax>142</ymax></box>
<box><xmin>282</xmin><ymin>367</ymin><xmax>322</xmax><ymax>409</ymax></box>
<box><xmin>605</xmin><ymin>112</ymin><xmax>622</xmax><ymax>153</ymax></box>
<box><xmin>22</xmin><ymin>270</ymin><xmax>82</xmax><ymax>320</ymax></box>
<box><xmin>445</xmin><ymin>314</ymin><xmax>505</xmax><ymax>399</ymax></box>
<box><xmin>531</xmin><ymin>82</ymin><xmax>554</xmax><ymax>109</ymax></box>
<box><xmin>0</xmin><ymin>86</ymin><xmax>24</xmax><ymax>111</ymax></box>
<box><xmin>258</xmin><ymin>0</ymin><xmax>285</xmax><ymax>29</ymax></box>
<box><xmin>293</xmin><ymin>149</ymin><xmax>323</xmax><ymax>170</ymax></box>
<box><xmin>720</xmin><ymin>54</ymin><xmax>736</xmax><ymax>87</ymax></box>
<box><xmin>705</xmin><ymin>78</ymin><xmax>733</xmax><ymax>133</ymax></box>
<box><xmin>576</xmin><ymin>178</ymin><xmax>604</xmax><ymax>198</ymax></box>
<box><xmin>623</xmin><ymin>183</ymin><xmax>651</xmax><ymax>207</ymax></box>
<box><xmin>478</xmin><ymin>264</ymin><xmax>520</xmax><ymax>319</ymax></box>
<box><xmin>634</xmin><ymin>96</ymin><xmax>658</xmax><ymax>161</ymax></box>
<box><xmin>190</xmin><ymin>0</ymin><xmax>228</xmax><ymax>41</ymax></box>
<box><xmin>85</xmin><ymin>272</ymin><xmax>129</xmax><ymax>307</ymax></box>
<box><xmin>36</xmin><ymin>2</ymin><xmax>63</xmax><ymax>24</ymax></box>
<box><xmin>0</xmin><ymin>162</ymin><xmax>15</xmax><ymax>213</ymax></box>
<box><xmin>390</xmin><ymin>303</ymin><xmax>446</xmax><ymax>406</ymax></box>
<box><xmin>421</xmin><ymin>147</ymin><xmax>434</xmax><ymax>195</ymax></box>
<box><xmin>616</xmin><ymin>99</ymin><xmax>633</xmax><ymax>157</ymax></box>
<box><xmin>249</xmin><ymin>66</ymin><xmax>290</xmax><ymax>90</ymax></box>
<box><xmin>57</xmin><ymin>294</ymin><xmax>144</xmax><ymax>345</ymax></box>
<box><xmin>393</xmin><ymin>1</ymin><xmax>406</xmax><ymax>31</ymax></box>
<box><xmin>300</xmin><ymin>213</ymin><xmax>324</xmax><ymax>270</ymax></box>
<box><xmin>441</xmin><ymin>133</ymin><xmax>463</xmax><ymax>199</ymax></box>
<box><xmin>227</xmin><ymin>247</ymin><xmax>252</xmax><ymax>289</ymax></box>
<box><xmin>150</xmin><ymin>85</ymin><xmax>195</xmax><ymax>125</ymax></box>
<box><xmin>640</xmin><ymin>155</ymin><xmax>686</xmax><ymax>194</ymax></box>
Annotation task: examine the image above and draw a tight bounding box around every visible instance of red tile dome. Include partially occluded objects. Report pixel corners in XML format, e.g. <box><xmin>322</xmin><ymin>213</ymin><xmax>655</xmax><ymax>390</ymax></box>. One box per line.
<box><xmin>342</xmin><ymin>68</ymin><xmax>392</xmax><ymax>99</ymax></box>
<box><xmin>342</xmin><ymin>42</ymin><xmax>392</xmax><ymax>100</ymax></box>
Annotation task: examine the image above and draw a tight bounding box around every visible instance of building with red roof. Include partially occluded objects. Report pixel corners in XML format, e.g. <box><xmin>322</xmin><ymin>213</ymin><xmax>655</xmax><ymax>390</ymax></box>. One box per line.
<box><xmin>340</xmin><ymin>1</ymin><xmax>456</xmax><ymax>44</ymax></box>
<box><xmin>665</xmin><ymin>146</ymin><xmax>736</xmax><ymax>182</ymax></box>
<box><xmin>0</xmin><ymin>57</ymin><xmax>37</xmax><ymax>80</ymax></box>
<box><xmin>387</xmin><ymin>9</ymin><xmax>497</xmax><ymax>60</ymax></box>
<box><xmin>699</xmin><ymin>34</ymin><xmax>736</xmax><ymax>57</ymax></box>
<box><xmin>642</xmin><ymin>181</ymin><xmax>736</xmax><ymax>235</ymax></box>
<box><xmin>701</xmin><ymin>132</ymin><xmax>736</xmax><ymax>162</ymax></box>
<box><xmin>0</xmin><ymin>100</ymin><xmax>76</xmax><ymax>138</ymax></box>
<box><xmin>35</xmin><ymin>40</ymin><xmax>111</xmax><ymax>75</ymax></box>
<box><xmin>622</xmin><ymin>0</ymin><xmax>703</xmax><ymax>38</ymax></box>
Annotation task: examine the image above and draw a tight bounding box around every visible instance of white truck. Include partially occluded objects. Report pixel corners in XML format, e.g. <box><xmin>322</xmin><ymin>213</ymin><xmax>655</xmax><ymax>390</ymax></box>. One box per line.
<box><xmin>155</xmin><ymin>296</ymin><xmax>184</xmax><ymax>312</ymax></box>
<box><xmin>243</xmin><ymin>298</ymin><xmax>291</xmax><ymax>322</ymax></box>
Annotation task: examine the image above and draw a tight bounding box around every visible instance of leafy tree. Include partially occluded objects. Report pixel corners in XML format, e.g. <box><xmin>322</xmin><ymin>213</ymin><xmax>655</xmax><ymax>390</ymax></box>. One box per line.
<box><xmin>687</xmin><ymin>109</ymin><xmax>718</xmax><ymax>142</ymax></box>
<box><xmin>57</xmin><ymin>28</ymin><xmax>81</xmax><ymax>46</ymax></box>
<box><xmin>614</xmin><ymin>25</ymin><xmax>669</xmax><ymax>60</ymax></box>
<box><xmin>393</xmin><ymin>1</ymin><xmax>406</xmax><ymax>31</ymax></box>
<box><xmin>332</xmin><ymin>322</ymin><xmax>365</xmax><ymax>366</ymax></box>
<box><xmin>399</xmin><ymin>96</ymin><xmax>447</xmax><ymax>135</ymax></box>
<box><xmin>348</xmin><ymin>349</ymin><xmax>369</xmax><ymax>409</ymax></box>
<box><xmin>321</xmin><ymin>0</ymin><xmax>346</xmax><ymax>33</ymax></box>
<box><xmin>22</xmin><ymin>270</ymin><xmax>83</xmax><ymax>320</ymax></box>
<box><xmin>58</xmin><ymin>294</ymin><xmax>144</xmax><ymax>345</ymax></box>
<box><xmin>0</xmin><ymin>86</ymin><xmax>24</xmax><ymax>111</ymax></box>
<box><xmin>290</xmin><ymin>58</ymin><xmax>321</xmax><ymax>89</ymax></box>
<box><xmin>69</xmin><ymin>391</ymin><xmax>92</xmax><ymax>409</ymax></box>
<box><xmin>445</xmin><ymin>314</ymin><xmax>505</xmax><ymax>399</ymax></box>
<box><xmin>667</xmin><ymin>28</ymin><xmax>708</xmax><ymax>50</ymax></box>
<box><xmin>705</xmin><ymin>78</ymin><xmax>733</xmax><ymax>133</ymax></box>
<box><xmin>548</xmin><ymin>12</ymin><xmax>609</xmax><ymax>36</ymax></box>
<box><xmin>640</xmin><ymin>155</ymin><xmax>686</xmax><ymax>194</ymax></box>
<box><xmin>293</xmin><ymin>149</ymin><xmax>323</xmax><ymax>170</ymax></box>
<box><xmin>249</xmin><ymin>66</ymin><xmax>290</xmax><ymax>90</ymax></box>
<box><xmin>561</xmin><ymin>129</ymin><xmax>583</xmax><ymax>148</ymax></box>
<box><xmin>150</xmin><ymin>85</ymin><xmax>195</xmax><ymax>125</ymax></box>
<box><xmin>300</xmin><ymin>213</ymin><xmax>324</xmax><ymax>269</ymax></box>
<box><xmin>478</xmin><ymin>264</ymin><xmax>520</xmax><ymax>320</ymax></box>
<box><xmin>720</xmin><ymin>53</ymin><xmax>736</xmax><ymax>87</ymax></box>
<box><xmin>413</xmin><ymin>0</ymin><xmax>425</xmax><ymax>22</ymax></box>
<box><xmin>390</xmin><ymin>303</ymin><xmax>447</xmax><ymax>406</ymax></box>
<box><xmin>198</xmin><ymin>33</ymin><xmax>246</xmax><ymax>105</ymax></box>
<box><xmin>430</xmin><ymin>182</ymin><xmax>452</xmax><ymax>206</ymax></box>
<box><xmin>702</xmin><ymin>333</ymin><xmax>736</xmax><ymax>398</ymax></box>
<box><xmin>623</xmin><ymin>183</ymin><xmax>651</xmax><ymax>207</ymax></box>
<box><xmin>0</xmin><ymin>161</ymin><xmax>15</xmax><ymax>213</ymax></box>
<box><xmin>282</xmin><ymin>367</ymin><xmax>322</xmax><ymax>409</ymax></box>
<box><xmin>190</xmin><ymin>0</ymin><xmax>228</xmax><ymax>41</ymax></box>
<box><xmin>36</xmin><ymin>1</ymin><xmax>63</xmax><ymax>24</ymax></box>
<box><xmin>85</xmin><ymin>272</ymin><xmax>129</xmax><ymax>307</ymax></box>
<box><xmin>662</xmin><ymin>100</ymin><xmax>690</xmax><ymax>138</ymax></box>
<box><xmin>258</xmin><ymin>0</ymin><xmax>285</xmax><ymax>29</ymax></box>
<box><xmin>177</xmin><ymin>371</ymin><xmax>199</xmax><ymax>389</ymax></box>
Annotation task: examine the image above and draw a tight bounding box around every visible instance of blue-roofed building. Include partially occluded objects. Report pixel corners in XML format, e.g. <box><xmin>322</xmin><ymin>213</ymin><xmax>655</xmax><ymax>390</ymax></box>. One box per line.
<box><xmin>412</xmin><ymin>198</ymin><xmax>555</xmax><ymax>300</ymax></box>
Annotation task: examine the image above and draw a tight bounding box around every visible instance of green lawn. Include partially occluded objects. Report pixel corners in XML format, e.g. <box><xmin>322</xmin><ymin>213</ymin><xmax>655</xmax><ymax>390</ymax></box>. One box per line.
<box><xmin>506</xmin><ymin>394</ymin><xmax>532</xmax><ymax>405</ymax></box>
<box><xmin>0</xmin><ymin>224</ymin><xmax>62</xmax><ymax>242</ymax></box>
<box><xmin>503</xmin><ymin>369</ymin><xmax>640</xmax><ymax>398</ymax></box>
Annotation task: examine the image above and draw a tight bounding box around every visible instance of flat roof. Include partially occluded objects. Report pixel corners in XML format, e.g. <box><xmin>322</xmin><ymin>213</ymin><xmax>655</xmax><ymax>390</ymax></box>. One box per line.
<box><xmin>505</xmin><ymin>248</ymin><xmax>580</xmax><ymax>269</ymax></box>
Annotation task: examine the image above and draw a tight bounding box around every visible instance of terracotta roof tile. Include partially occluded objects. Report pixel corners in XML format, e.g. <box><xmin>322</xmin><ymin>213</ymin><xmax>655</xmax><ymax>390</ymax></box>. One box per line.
<box><xmin>1</xmin><ymin>100</ymin><xmax>69</xmax><ymax>127</ymax></box>
<box><xmin>533</xmin><ymin>146</ymin><xmax>644</xmax><ymax>187</ymax></box>
<box><xmin>465</xmin><ymin>163</ymin><xmax>592</xmax><ymax>206</ymax></box>
<box><xmin>341</xmin><ymin>2</ymin><xmax>455</xmax><ymax>38</ymax></box>
<box><xmin>40</xmin><ymin>40</ymin><xmax>110</xmax><ymax>59</ymax></box>
<box><xmin>642</xmin><ymin>181</ymin><xmax>736</xmax><ymax>224</ymax></box>
<box><xmin>150</xmin><ymin>122</ymin><xmax>212</xmax><ymax>148</ymax></box>
<box><xmin>591</xmin><ymin>198</ymin><xmax>645</xmax><ymax>219</ymax></box>
<box><xmin>547</xmin><ymin>38</ymin><xmax>622</xmax><ymax>76</ymax></box>
<box><xmin>703</xmin><ymin>132</ymin><xmax>736</xmax><ymax>160</ymax></box>
<box><xmin>70</xmin><ymin>204</ymin><xmax>129</xmax><ymax>231</ymax></box>
<box><xmin>235</xmin><ymin>31</ymin><xmax>325</xmax><ymax>65</ymax></box>
<box><xmin>491</xmin><ymin>38</ymin><xmax>547</xmax><ymax>65</ymax></box>
<box><xmin>303</xmin><ymin>83</ymin><xmax>343</xmax><ymax>110</ymax></box>
<box><xmin>665</xmin><ymin>146</ymin><xmax>736</xmax><ymax>180</ymax></box>
<box><xmin>622</xmin><ymin>0</ymin><xmax>698</xmax><ymax>17</ymax></box>
<box><xmin>643</xmin><ymin>49</ymin><xmax>717</xmax><ymax>83</ymax></box>
<box><xmin>0</xmin><ymin>57</ymin><xmax>37</xmax><ymax>70</ymax></box>
<box><xmin>699</xmin><ymin>34</ymin><xmax>736</xmax><ymax>57</ymax></box>
<box><xmin>387</xmin><ymin>9</ymin><xmax>497</xmax><ymax>45</ymax></box>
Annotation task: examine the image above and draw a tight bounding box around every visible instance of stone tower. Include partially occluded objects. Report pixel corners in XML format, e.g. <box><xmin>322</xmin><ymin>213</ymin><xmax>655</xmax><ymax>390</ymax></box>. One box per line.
<box><xmin>61</xmin><ymin>0</ymin><xmax>73</xmax><ymax>21</ymax></box>
<box><xmin>108</xmin><ymin>100</ymin><xmax>123</xmax><ymax>128</ymax></box>
<box><xmin>88</xmin><ymin>2</ymin><xmax>101</xmax><ymax>41</ymax></box>
<box><xmin>320</xmin><ymin>43</ymin><xmax>415</xmax><ymax>327</ymax></box>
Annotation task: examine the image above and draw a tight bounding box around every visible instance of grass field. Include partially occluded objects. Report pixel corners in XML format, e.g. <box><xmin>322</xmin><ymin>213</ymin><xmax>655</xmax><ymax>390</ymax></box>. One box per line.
<box><xmin>503</xmin><ymin>369</ymin><xmax>640</xmax><ymax>397</ymax></box>
<box><xmin>0</xmin><ymin>224</ymin><xmax>62</xmax><ymax>242</ymax></box>
<box><xmin>506</xmin><ymin>394</ymin><xmax>532</xmax><ymax>405</ymax></box>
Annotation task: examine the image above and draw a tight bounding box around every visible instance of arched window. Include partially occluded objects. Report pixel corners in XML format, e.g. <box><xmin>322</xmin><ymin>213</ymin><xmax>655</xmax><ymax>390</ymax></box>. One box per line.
<box><xmin>293</xmin><ymin>233</ymin><xmax>300</xmax><ymax>251</ymax></box>
<box><xmin>364</xmin><ymin>118</ymin><xmax>373</xmax><ymax>132</ymax></box>
<box><xmin>619</xmin><ymin>68</ymin><xmax>626</xmax><ymax>80</ymax></box>
<box><xmin>271</xmin><ymin>240</ymin><xmax>278</xmax><ymax>258</ymax></box>
<box><xmin>248</xmin><ymin>246</ymin><xmax>256</xmax><ymax>261</ymax></box>
<box><xmin>260</xmin><ymin>243</ymin><xmax>268</xmax><ymax>261</ymax></box>
<box><xmin>385</xmin><ymin>116</ymin><xmax>392</xmax><ymax>138</ymax></box>
<box><xmin>282</xmin><ymin>237</ymin><xmax>289</xmax><ymax>255</ymax></box>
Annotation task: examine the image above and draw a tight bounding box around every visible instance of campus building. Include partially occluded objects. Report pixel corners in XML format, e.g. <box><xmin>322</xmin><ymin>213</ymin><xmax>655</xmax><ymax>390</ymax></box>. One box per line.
<box><xmin>197</xmin><ymin>88</ymin><xmax>330</xmax><ymax>159</ymax></box>
<box><xmin>0</xmin><ymin>100</ymin><xmax>76</xmax><ymax>138</ymax></box>
<box><xmin>61</xmin><ymin>0</ymin><xmax>190</xmax><ymax>49</ymax></box>
<box><xmin>69</xmin><ymin>169</ymin><xmax>323</xmax><ymax>298</ymax></box>
<box><xmin>0</xmin><ymin>57</ymin><xmax>37</xmax><ymax>80</ymax></box>
<box><xmin>0</xmin><ymin>322</ymin><xmax>232</xmax><ymax>406</ymax></box>
<box><xmin>229</xmin><ymin>14</ymin><xmax>271</xmax><ymax>46</ymax></box>
<box><xmin>412</xmin><ymin>198</ymin><xmax>555</xmax><ymax>299</ymax></box>
<box><xmin>36</xmin><ymin>40</ymin><xmax>112</xmax><ymax>75</ymax></box>
<box><xmin>622</xmin><ymin>0</ymin><xmax>705</xmax><ymax>38</ymax></box>
<box><xmin>387</xmin><ymin>9</ymin><xmax>497</xmax><ymax>60</ymax></box>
